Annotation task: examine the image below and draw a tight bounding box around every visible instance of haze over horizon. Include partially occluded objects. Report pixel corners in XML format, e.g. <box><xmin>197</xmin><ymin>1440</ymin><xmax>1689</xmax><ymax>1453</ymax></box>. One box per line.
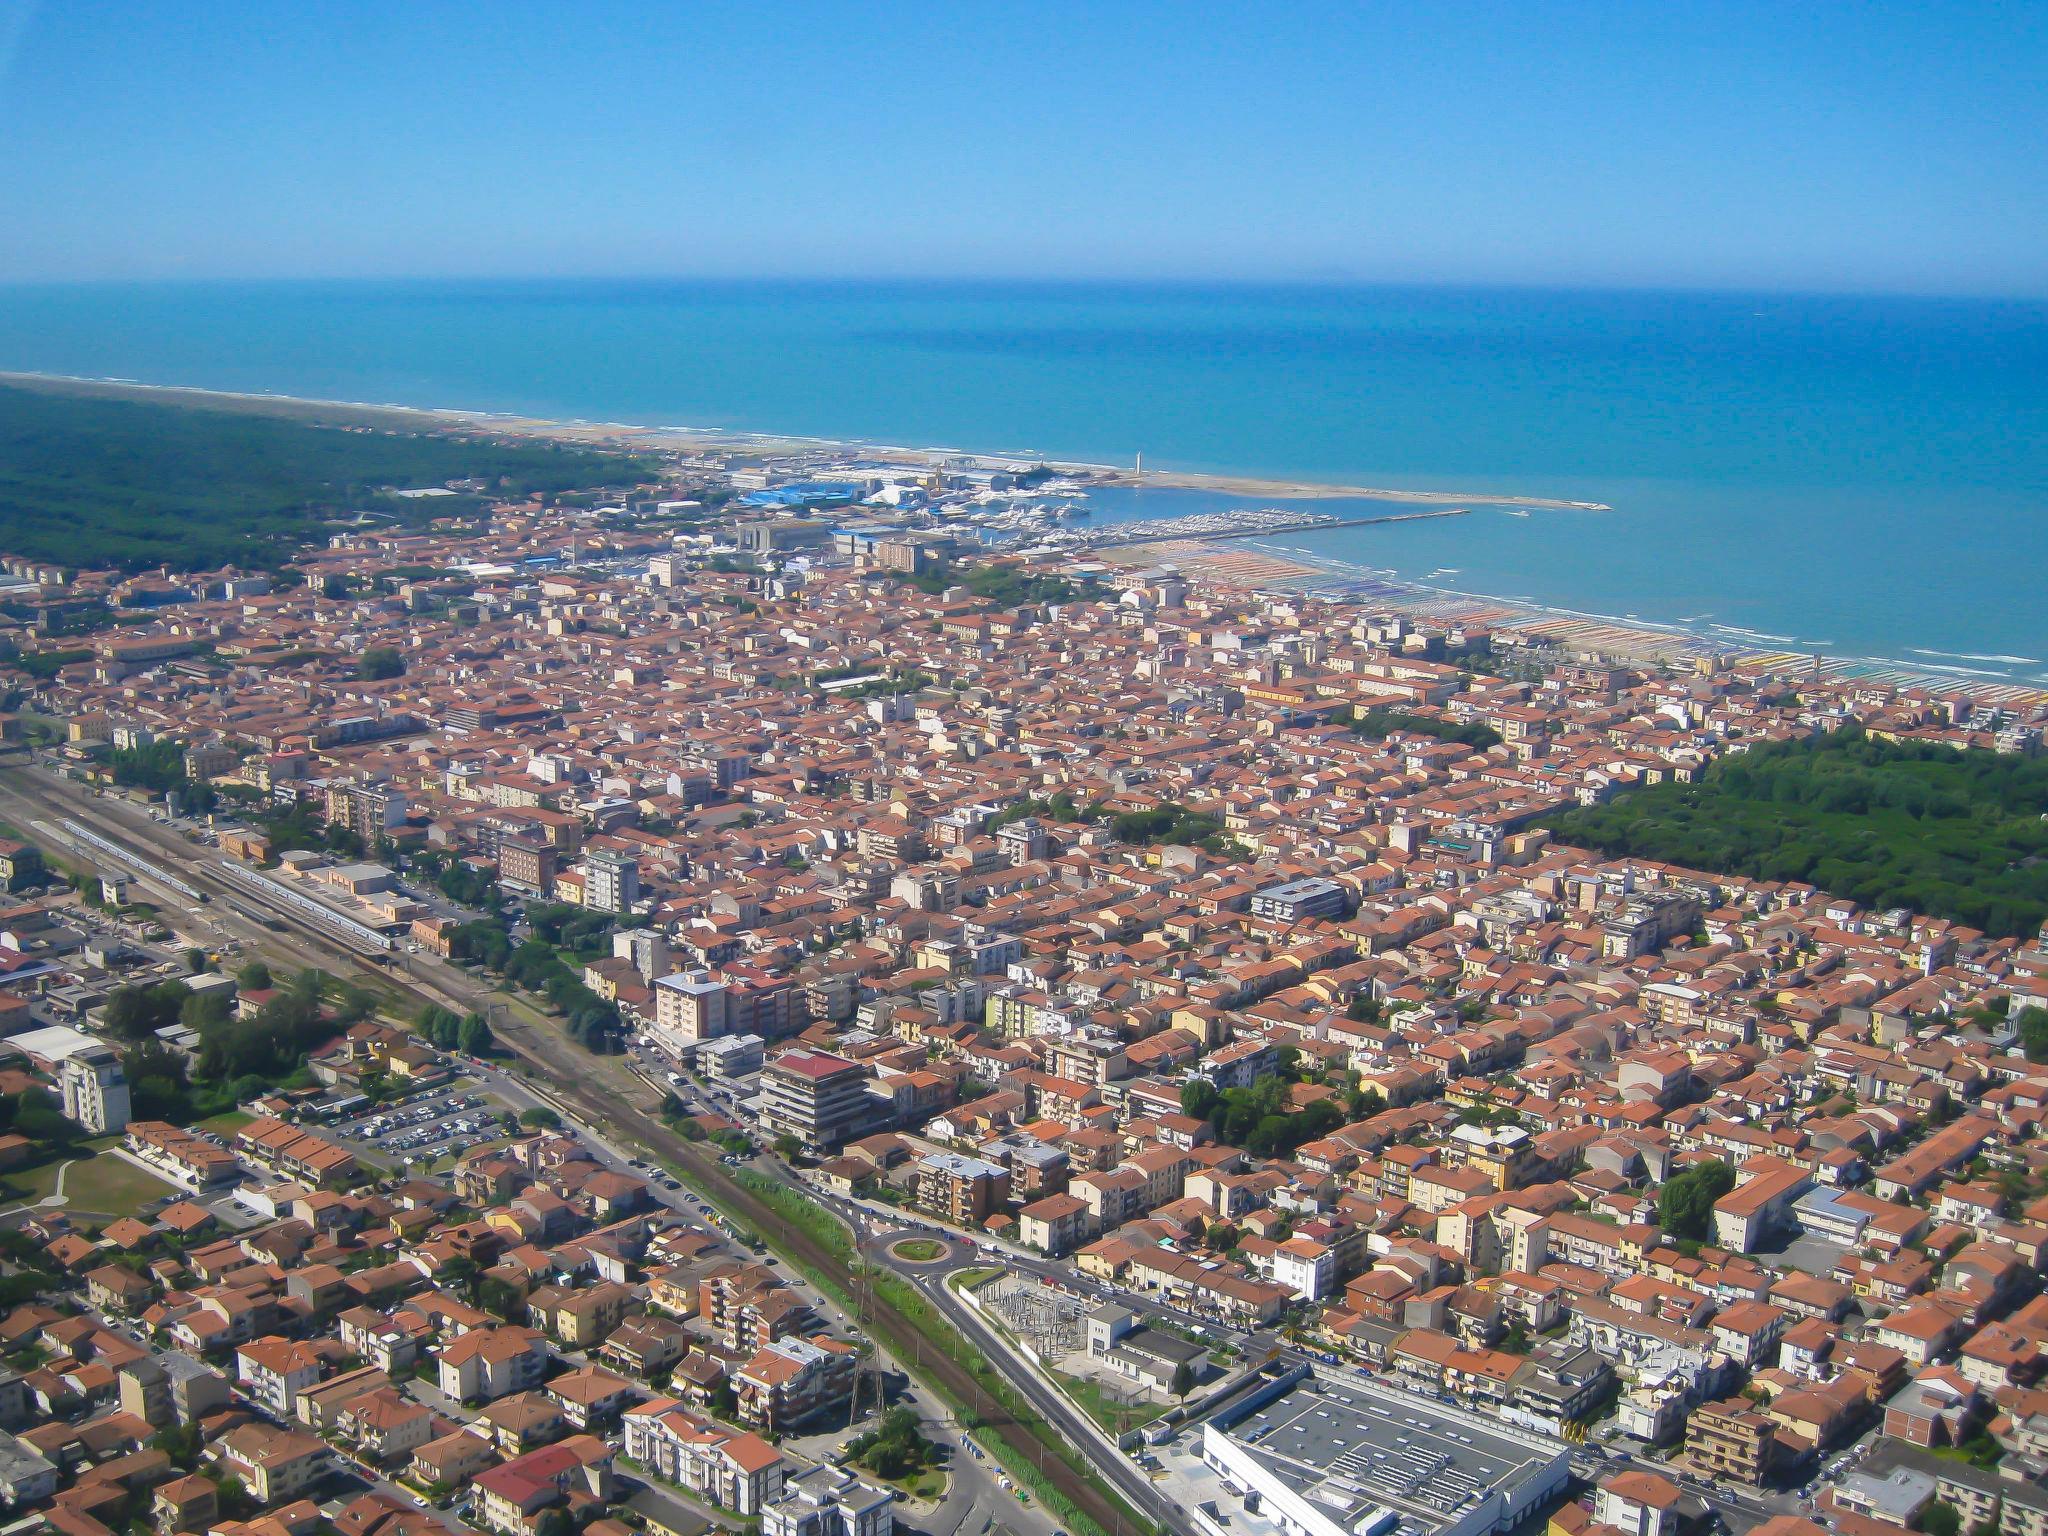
<box><xmin>1</xmin><ymin>0</ymin><xmax>2044</xmax><ymax>298</ymax></box>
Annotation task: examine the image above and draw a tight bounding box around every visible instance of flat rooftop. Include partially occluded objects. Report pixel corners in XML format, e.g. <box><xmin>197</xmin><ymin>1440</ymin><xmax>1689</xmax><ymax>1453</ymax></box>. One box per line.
<box><xmin>1210</xmin><ymin>1370</ymin><xmax>1564</xmax><ymax>1536</ymax></box>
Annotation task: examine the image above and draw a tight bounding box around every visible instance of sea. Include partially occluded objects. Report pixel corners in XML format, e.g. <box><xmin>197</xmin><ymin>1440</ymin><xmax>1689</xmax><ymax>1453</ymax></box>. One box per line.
<box><xmin>0</xmin><ymin>279</ymin><xmax>2043</xmax><ymax>682</ymax></box>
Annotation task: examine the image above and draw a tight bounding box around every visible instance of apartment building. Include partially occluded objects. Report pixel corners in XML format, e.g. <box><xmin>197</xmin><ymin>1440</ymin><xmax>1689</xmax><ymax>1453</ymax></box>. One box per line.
<box><xmin>762</xmin><ymin>1464</ymin><xmax>897</xmax><ymax>1536</ymax></box>
<box><xmin>914</xmin><ymin>1153</ymin><xmax>1010</xmax><ymax>1224</ymax></box>
<box><xmin>59</xmin><ymin>1042</ymin><xmax>130</xmax><ymax>1134</ymax></box>
<box><xmin>623</xmin><ymin>1399</ymin><xmax>788</xmax><ymax>1514</ymax></box>
<box><xmin>736</xmin><ymin>1336</ymin><xmax>859</xmax><ymax>1431</ymax></box>
<box><xmin>438</xmin><ymin>1325</ymin><xmax>551</xmax><ymax>1404</ymax></box>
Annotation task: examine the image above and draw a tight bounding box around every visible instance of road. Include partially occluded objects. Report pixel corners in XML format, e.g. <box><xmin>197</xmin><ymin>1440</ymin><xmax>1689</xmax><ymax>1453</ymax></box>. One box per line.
<box><xmin>760</xmin><ymin>1169</ymin><xmax>1268</xmax><ymax>1536</ymax></box>
<box><xmin>17</xmin><ymin>764</ymin><xmax>1824</xmax><ymax>1536</ymax></box>
<box><xmin>1</xmin><ymin>764</ymin><xmax>1156</xmax><ymax>1536</ymax></box>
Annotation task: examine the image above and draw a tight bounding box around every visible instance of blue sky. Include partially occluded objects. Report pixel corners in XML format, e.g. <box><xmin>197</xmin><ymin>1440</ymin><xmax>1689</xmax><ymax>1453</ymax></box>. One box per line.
<box><xmin>1</xmin><ymin>0</ymin><xmax>2043</xmax><ymax>294</ymax></box>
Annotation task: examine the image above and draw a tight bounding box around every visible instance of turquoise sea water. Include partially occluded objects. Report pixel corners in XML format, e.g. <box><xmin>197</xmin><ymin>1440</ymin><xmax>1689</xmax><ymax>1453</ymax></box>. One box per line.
<box><xmin>0</xmin><ymin>280</ymin><xmax>2043</xmax><ymax>679</ymax></box>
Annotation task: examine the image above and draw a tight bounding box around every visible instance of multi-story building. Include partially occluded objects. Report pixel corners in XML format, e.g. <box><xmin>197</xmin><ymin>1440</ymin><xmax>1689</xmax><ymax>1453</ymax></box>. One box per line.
<box><xmin>623</xmin><ymin>1399</ymin><xmax>787</xmax><ymax>1514</ymax></box>
<box><xmin>759</xmin><ymin>1049</ymin><xmax>879</xmax><ymax>1151</ymax></box>
<box><xmin>1018</xmin><ymin>1192</ymin><xmax>1091</xmax><ymax>1256</ymax></box>
<box><xmin>498</xmin><ymin>836</ymin><xmax>558</xmax><ymax>898</ymax></box>
<box><xmin>1250</xmin><ymin>877</ymin><xmax>1348</xmax><ymax>923</ymax></box>
<box><xmin>914</xmin><ymin>1153</ymin><xmax>1009</xmax><ymax>1224</ymax></box>
<box><xmin>235</xmin><ymin>1337</ymin><xmax>323</xmax><ymax>1418</ymax></box>
<box><xmin>735</xmin><ymin>1336</ymin><xmax>859</xmax><ymax>1431</ymax></box>
<box><xmin>1600</xmin><ymin>892</ymin><xmax>1701</xmax><ymax>961</ymax></box>
<box><xmin>528</xmin><ymin>1281</ymin><xmax>634</xmax><ymax>1348</ymax></box>
<box><xmin>700</xmin><ymin>1032</ymin><xmax>767</xmax><ymax>1079</ymax></box>
<box><xmin>584</xmin><ymin>848</ymin><xmax>641</xmax><ymax>914</ymax></box>
<box><xmin>125</xmin><ymin>1120</ymin><xmax>239</xmax><ymax>1187</ymax></box>
<box><xmin>471</xmin><ymin>1435</ymin><xmax>615</xmax><ymax>1536</ymax></box>
<box><xmin>762</xmin><ymin>1464</ymin><xmax>896</xmax><ymax>1536</ymax></box>
<box><xmin>437</xmin><ymin>1325</ymin><xmax>551</xmax><ymax>1404</ymax></box>
<box><xmin>117</xmin><ymin>1353</ymin><xmax>229</xmax><ymax>1428</ymax></box>
<box><xmin>324</xmin><ymin>780</ymin><xmax>409</xmax><ymax>845</ymax></box>
<box><xmin>656</xmin><ymin>970</ymin><xmax>731</xmax><ymax>1041</ymax></box>
<box><xmin>59</xmin><ymin>1042</ymin><xmax>131</xmax><ymax>1134</ymax></box>
<box><xmin>1685</xmin><ymin>1397</ymin><xmax>1779</xmax><ymax>1487</ymax></box>
<box><xmin>217</xmin><ymin>1423</ymin><xmax>332</xmax><ymax>1506</ymax></box>
<box><xmin>0</xmin><ymin>1428</ymin><xmax>56</xmax><ymax>1507</ymax></box>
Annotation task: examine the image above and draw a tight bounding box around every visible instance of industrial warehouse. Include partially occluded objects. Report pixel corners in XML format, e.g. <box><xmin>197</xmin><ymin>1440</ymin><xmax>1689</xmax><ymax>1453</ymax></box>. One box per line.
<box><xmin>1200</xmin><ymin>1368</ymin><xmax>1571</xmax><ymax>1536</ymax></box>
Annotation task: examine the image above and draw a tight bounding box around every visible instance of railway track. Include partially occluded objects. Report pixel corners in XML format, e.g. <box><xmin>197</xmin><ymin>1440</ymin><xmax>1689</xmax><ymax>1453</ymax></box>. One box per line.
<box><xmin>478</xmin><ymin>1003</ymin><xmax>1152</xmax><ymax>1536</ymax></box>
<box><xmin>0</xmin><ymin>765</ymin><xmax>1149</xmax><ymax>1536</ymax></box>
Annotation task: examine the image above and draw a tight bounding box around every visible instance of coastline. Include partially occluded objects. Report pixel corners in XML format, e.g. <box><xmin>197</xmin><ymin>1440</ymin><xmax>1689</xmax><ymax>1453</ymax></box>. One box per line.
<box><xmin>1094</xmin><ymin>537</ymin><xmax>2048</xmax><ymax>708</ymax></box>
<box><xmin>0</xmin><ymin>369</ymin><xmax>1609</xmax><ymax>511</ymax></box>
<box><xmin>4</xmin><ymin>368</ymin><xmax>2041</xmax><ymax>705</ymax></box>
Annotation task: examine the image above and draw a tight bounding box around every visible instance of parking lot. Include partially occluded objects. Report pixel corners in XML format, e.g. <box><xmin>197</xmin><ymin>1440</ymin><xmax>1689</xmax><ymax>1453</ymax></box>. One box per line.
<box><xmin>327</xmin><ymin>1085</ymin><xmax>511</xmax><ymax>1169</ymax></box>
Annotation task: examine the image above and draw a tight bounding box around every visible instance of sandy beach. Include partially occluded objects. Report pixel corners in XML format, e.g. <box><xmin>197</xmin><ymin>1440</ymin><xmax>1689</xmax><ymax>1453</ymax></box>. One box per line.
<box><xmin>0</xmin><ymin>371</ymin><xmax>1608</xmax><ymax>513</ymax></box>
<box><xmin>1095</xmin><ymin>536</ymin><xmax>2048</xmax><ymax>707</ymax></box>
<box><xmin>9</xmin><ymin>368</ymin><xmax>2040</xmax><ymax>705</ymax></box>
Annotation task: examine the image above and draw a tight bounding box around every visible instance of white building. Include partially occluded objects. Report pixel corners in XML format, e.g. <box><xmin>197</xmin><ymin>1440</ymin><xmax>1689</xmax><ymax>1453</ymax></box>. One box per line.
<box><xmin>584</xmin><ymin>848</ymin><xmax>641</xmax><ymax>915</ymax></box>
<box><xmin>762</xmin><ymin>1464</ymin><xmax>895</xmax><ymax>1536</ymax></box>
<box><xmin>1269</xmin><ymin>1237</ymin><xmax>1336</xmax><ymax>1302</ymax></box>
<box><xmin>622</xmin><ymin>1399</ymin><xmax>786</xmax><ymax>1514</ymax></box>
<box><xmin>59</xmin><ymin>1042</ymin><xmax>131</xmax><ymax>1134</ymax></box>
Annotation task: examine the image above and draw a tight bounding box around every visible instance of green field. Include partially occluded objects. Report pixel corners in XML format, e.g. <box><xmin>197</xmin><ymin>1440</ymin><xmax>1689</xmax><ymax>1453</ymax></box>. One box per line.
<box><xmin>6</xmin><ymin>1138</ymin><xmax>175</xmax><ymax>1217</ymax></box>
<box><xmin>0</xmin><ymin>382</ymin><xmax>650</xmax><ymax>571</ymax></box>
<box><xmin>894</xmin><ymin>1466</ymin><xmax>948</xmax><ymax>1501</ymax></box>
<box><xmin>1054</xmin><ymin>1372</ymin><xmax>1167</xmax><ymax>1435</ymax></box>
<box><xmin>1544</xmin><ymin>729</ymin><xmax>2048</xmax><ymax>937</ymax></box>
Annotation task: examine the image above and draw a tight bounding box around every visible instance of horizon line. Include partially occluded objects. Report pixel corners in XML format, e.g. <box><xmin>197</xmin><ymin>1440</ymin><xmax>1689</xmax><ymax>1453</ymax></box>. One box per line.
<box><xmin>0</xmin><ymin>272</ymin><xmax>2044</xmax><ymax>307</ymax></box>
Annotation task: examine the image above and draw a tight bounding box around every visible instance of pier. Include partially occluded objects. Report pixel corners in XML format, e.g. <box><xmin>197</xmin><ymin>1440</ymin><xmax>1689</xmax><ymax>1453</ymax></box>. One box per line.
<box><xmin>1063</xmin><ymin>506</ymin><xmax>1470</xmax><ymax>551</ymax></box>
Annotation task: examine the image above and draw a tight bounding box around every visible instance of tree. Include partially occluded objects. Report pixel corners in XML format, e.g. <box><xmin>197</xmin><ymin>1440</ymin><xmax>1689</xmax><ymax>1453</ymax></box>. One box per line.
<box><xmin>1918</xmin><ymin>1501</ymin><xmax>1961</xmax><ymax>1536</ymax></box>
<box><xmin>123</xmin><ymin>1040</ymin><xmax>193</xmax><ymax>1123</ymax></box>
<box><xmin>519</xmin><ymin>1107</ymin><xmax>562</xmax><ymax>1130</ymax></box>
<box><xmin>183</xmin><ymin>946</ymin><xmax>208</xmax><ymax>974</ymax></box>
<box><xmin>457</xmin><ymin>1012</ymin><xmax>494</xmax><ymax>1056</ymax></box>
<box><xmin>773</xmin><ymin>1134</ymin><xmax>803</xmax><ymax>1161</ymax></box>
<box><xmin>149</xmin><ymin>1422</ymin><xmax>204</xmax><ymax>1469</ymax></box>
<box><xmin>2020</xmin><ymin>1007</ymin><xmax>2048</xmax><ymax>1065</ymax></box>
<box><xmin>1171</xmin><ymin>1359</ymin><xmax>1197</xmax><ymax>1397</ymax></box>
<box><xmin>534</xmin><ymin>1509</ymin><xmax>574</xmax><ymax>1536</ymax></box>
<box><xmin>216</xmin><ymin>1475</ymin><xmax>256</xmax><ymax>1520</ymax></box>
<box><xmin>357</xmin><ymin>646</ymin><xmax>404</xmax><ymax>680</ymax></box>
<box><xmin>437</xmin><ymin>1254</ymin><xmax>480</xmax><ymax>1305</ymax></box>
<box><xmin>847</xmin><ymin>1405</ymin><xmax>936</xmax><ymax>1482</ymax></box>
<box><xmin>103</xmin><ymin>981</ymin><xmax>190</xmax><ymax>1042</ymax></box>
<box><xmin>1659</xmin><ymin>1159</ymin><xmax>1737</xmax><ymax>1243</ymax></box>
<box><xmin>236</xmin><ymin>960</ymin><xmax>272</xmax><ymax>991</ymax></box>
<box><xmin>479</xmin><ymin>1275</ymin><xmax>526</xmax><ymax>1320</ymax></box>
<box><xmin>180</xmin><ymin>988</ymin><xmax>231</xmax><ymax>1032</ymax></box>
<box><xmin>1180</xmin><ymin>1080</ymin><xmax>1219</xmax><ymax>1123</ymax></box>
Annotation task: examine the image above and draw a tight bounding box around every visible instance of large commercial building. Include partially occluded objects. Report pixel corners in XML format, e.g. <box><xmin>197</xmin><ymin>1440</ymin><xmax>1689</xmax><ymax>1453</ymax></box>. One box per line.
<box><xmin>1249</xmin><ymin>878</ymin><xmax>1348</xmax><ymax>924</ymax></box>
<box><xmin>1201</xmin><ymin>1369</ymin><xmax>1569</xmax><ymax>1536</ymax></box>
